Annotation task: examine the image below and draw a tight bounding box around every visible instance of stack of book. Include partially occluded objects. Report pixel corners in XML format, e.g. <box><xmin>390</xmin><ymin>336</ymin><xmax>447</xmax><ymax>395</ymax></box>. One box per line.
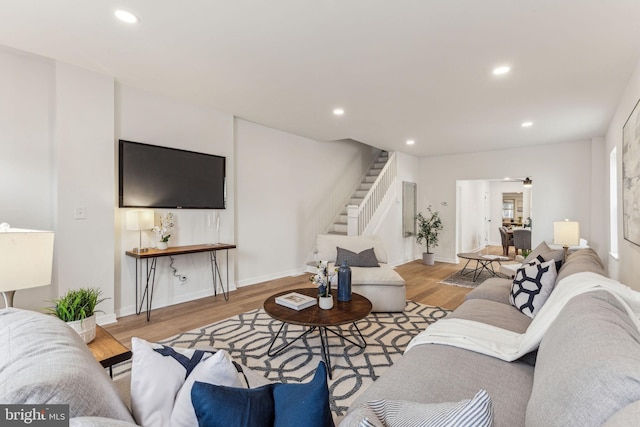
<box><xmin>275</xmin><ymin>292</ymin><xmax>317</xmax><ymax>310</ymax></box>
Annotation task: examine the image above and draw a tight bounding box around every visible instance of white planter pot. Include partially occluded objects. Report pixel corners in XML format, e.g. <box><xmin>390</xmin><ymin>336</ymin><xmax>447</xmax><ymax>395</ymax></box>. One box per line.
<box><xmin>423</xmin><ymin>252</ymin><xmax>435</xmax><ymax>266</ymax></box>
<box><xmin>157</xmin><ymin>241</ymin><xmax>169</xmax><ymax>250</ymax></box>
<box><xmin>318</xmin><ymin>295</ymin><xmax>334</xmax><ymax>310</ymax></box>
<box><xmin>66</xmin><ymin>314</ymin><xmax>97</xmax><ymax>343</ymax></box>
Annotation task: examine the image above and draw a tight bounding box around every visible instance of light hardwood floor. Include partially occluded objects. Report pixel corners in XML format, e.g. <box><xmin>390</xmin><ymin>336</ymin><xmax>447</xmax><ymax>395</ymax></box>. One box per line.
<box><xmin>106</xmin><ymin>245</ymin><xmax>512</xmax><ymax>348</ymax></box>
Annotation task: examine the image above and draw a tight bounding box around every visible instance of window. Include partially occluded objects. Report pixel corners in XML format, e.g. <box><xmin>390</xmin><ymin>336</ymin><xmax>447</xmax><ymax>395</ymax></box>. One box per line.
<box><xmin>502</xmin><ymin>199</ymin><xmax>515</xmax><ymax>219</ymax></box>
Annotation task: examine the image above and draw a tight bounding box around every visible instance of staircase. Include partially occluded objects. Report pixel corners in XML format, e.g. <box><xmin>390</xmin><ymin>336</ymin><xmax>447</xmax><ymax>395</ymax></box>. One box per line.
<box><xmin>328</xmin><ymin>151</ymin><xmax>390</xmax><ymax>235</ymax></box>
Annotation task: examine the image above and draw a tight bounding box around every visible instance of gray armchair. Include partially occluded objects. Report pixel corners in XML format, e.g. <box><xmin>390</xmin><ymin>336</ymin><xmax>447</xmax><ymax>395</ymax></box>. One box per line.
<box><xmin>513</xmin><ymin>229</ymin><xmax>532</xmax><ymax>255</ymax></box>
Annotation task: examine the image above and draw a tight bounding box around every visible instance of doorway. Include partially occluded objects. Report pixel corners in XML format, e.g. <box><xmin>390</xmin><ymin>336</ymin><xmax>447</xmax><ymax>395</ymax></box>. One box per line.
<box><xmin>456</xmin><ymin>179</ymin><xmax>533</xmax><ymax>254</ymax></box>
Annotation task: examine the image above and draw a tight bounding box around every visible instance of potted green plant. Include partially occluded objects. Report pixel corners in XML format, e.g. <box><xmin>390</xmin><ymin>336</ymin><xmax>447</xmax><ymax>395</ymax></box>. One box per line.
<box><xmin>416</xmin><ymin>206</ymin><xmax>444</xmax><ymax>266</ymax></box>
<box><xmin>48</xmin><ymin>288</ymin><xmax>106</xmax><ymax>343</ymax></box>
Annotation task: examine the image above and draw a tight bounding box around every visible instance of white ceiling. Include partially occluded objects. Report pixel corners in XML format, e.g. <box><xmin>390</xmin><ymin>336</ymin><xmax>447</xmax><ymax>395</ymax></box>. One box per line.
<box><xmin>1</xmin><ymin>0</ymin><xmax>640</xmax><ymax>157</ymax></box>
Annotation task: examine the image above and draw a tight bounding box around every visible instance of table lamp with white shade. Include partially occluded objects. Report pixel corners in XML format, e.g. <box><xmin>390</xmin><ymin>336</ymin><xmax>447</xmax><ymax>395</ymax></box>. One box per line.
<box><xmin>0</xmin><ymin>223</ymin><xmax>55</xmax><ymax>308</ymax></box>
<box><xmin>126</xmin><ymin>210</ymin><xmax>154</xmax><ymax>253</ymax></box>
<box><xmin>553</xmin><ymin>220</ymin><xmax>580</xmax><ymax>259</ymax></box>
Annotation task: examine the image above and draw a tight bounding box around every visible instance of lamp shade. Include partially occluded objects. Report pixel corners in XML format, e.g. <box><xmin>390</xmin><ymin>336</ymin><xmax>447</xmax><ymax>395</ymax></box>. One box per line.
<box><xmin>0</xmin><ymin>229</ymin><xmax>55</xmax><ymax>293</ymax></box>
<box><xmin>553</xmin><ymin>221</ymin><xmax>580</xmax><ymax>246</ymax></box>
<box><xmin>126</xmin><ymin>210</ymin><xmax>154</xmax><ymax>231</ymax></box>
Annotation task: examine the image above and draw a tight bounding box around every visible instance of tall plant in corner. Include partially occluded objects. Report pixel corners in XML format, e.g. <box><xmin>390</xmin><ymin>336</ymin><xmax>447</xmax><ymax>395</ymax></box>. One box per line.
<box><xmin>416</xmin><ymin>206</ymin><xmax>443</xmax><ymax>266</ymax></box>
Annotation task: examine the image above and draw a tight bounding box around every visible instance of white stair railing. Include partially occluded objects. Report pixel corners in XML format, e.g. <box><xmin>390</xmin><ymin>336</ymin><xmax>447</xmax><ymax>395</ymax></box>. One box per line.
<box><xmin>348</xmin><ymin>151</ymin><xmax>397</xmax><ymax>235</ymax></box>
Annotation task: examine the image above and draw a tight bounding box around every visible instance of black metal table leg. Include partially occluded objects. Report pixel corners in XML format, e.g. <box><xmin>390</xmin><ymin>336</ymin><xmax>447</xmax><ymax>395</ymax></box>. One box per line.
<box><xmin>267</xmin><ymin>323</ymin><xmax>316</xmax><ymax>357</ymax></box>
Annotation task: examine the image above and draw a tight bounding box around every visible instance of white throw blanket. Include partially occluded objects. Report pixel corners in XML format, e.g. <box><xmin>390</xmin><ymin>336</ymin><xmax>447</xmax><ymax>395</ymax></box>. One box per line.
<box><xmin>405</xmin><ymin>272</ymin><xmax>640</xmax><ymax>361</ymax></box>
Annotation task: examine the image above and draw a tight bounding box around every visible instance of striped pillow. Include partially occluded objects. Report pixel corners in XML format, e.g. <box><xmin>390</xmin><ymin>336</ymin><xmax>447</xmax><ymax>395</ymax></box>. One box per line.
<box><xmin>358</xmin><ymin>389</ymin><xmax>493</xmax><ymax>427</ymax></box>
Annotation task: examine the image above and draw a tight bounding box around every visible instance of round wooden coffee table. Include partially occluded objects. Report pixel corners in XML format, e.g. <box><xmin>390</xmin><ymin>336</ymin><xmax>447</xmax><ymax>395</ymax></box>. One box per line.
<box><xmin>263</xmin><ymin>288</ymin><xmax>372</xmax><ymax>379</ymax></box>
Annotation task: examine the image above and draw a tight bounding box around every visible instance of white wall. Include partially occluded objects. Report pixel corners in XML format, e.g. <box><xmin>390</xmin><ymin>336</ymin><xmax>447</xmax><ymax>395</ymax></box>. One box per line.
<box><xmin>0</xmin><ymin>47</ymin><xmax>118</xmax><ymax>319</ymax></box>
<box><xmin>55</xmin><ymin>62</ymin><xmax>116</xmax><ymax>323</ymax></box>
<box><xmin>419</xmin><ymin>140</ymin><xmax>604</xmax><ymax>264</ymax></box>
<box><xmin>0</xmin><ymin>47</ymin><xmax>55</xmax><ymax>309</ymax></box>
<box><xmin>371</xmin><ymin>151</ymin><xmax>421</xmax><ymax>265</ymax></box>
<box><xmin>457</xmin><ymin>180</ymin><xmax>490</xmax><ymax>253</ymax></box>
<box><xmin>116</xmin><ymin>85</ymin><xmax>235</xmax><ymax>317</ymax></box>
<box><xmin>235</xmin><ymin>119</ymin><xmax>377</xmax><ymax>285</ymax></box>
<box><xmin>605</xmin><ymin>58</ymin><xmax>640</xmax><ymax>290</ymax></box>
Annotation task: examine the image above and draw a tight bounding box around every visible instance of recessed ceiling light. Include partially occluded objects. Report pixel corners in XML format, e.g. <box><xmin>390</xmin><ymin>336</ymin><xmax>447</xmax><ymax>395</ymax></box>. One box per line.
<box><xmin>115</xmin><ymin>10</ymin><xmax>139</xmax><ymax>24</ymax></box>
<box><xmin>333</xmin><ymin>108</ymin><xmax>345</xmax><ymax>116</ymax></box>
<box><xmin>492</xmin><ymin>66</ymin><xmax>511</xmax><ymax>75</ymax></box>
<box><xmin>521</xmin><ymin>121</ymin><xmax>533</xmax><ymax>127</ymax></box>
<box><xmin>406</xmin><ymin>139</ymin><xmax>415</xmax><ymax>145</ymax></box>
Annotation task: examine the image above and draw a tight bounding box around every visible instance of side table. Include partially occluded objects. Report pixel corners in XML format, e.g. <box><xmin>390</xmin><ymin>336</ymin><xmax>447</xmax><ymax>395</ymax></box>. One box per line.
<box><xmin>88</xmin><ymin>326</ymin><xmax>132</xmax><ymax>377</ymax></box>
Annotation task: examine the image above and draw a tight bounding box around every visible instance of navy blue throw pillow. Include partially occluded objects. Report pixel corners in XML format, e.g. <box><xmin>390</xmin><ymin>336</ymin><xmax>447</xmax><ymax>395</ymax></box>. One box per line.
<box><xmin>272</xmin><ymin>361</ymin><xmax>334</xmax><ymax>427</ymax></box>
<box><xmin>191</xmin><ymin>382</ymin><xmax>274</xmax><ymax>427</ymax></box>
<box><xmin>191</xmin><ymin>362</ymin><xmax>334</xmax><ymax>427</ymax></box>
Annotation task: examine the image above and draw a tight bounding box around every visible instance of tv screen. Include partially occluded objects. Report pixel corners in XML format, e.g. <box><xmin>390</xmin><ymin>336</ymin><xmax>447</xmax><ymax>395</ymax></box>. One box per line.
<box><xmin>119</xmin><ymin>140</ymin><xmax>226</xmax><ymax>209</ymax></box>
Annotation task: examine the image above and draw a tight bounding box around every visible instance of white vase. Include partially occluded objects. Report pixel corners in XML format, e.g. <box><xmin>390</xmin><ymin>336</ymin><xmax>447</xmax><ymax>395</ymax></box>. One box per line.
<box><xmin>66</xmin><ymin>314</ymin><xmax>97</xmax><ymax>343</ymax></box>
<box><xmin>157</xmin><ymin>241</ymin><xmax>168</xmax><ymax>250</ymax></box>
<box><xmin>318</xmin><ymin>295</ymin><xmax>334</xmax><ymax>310</ymax></box>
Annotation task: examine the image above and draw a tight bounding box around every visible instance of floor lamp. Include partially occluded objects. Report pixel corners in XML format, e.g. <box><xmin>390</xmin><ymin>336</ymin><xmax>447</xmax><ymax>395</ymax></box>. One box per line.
<box><xmin>126</xmin><ymin>210</ymin><xmax>154</xmax><ymax>253</ymax></box>
<box><xmin>553</xmin><ymin>220</ymin><xmax>580</xmax><ymax>260</ymax></box>
<box><xmin>0</xmin><ymin>225</ymin><xmax>55</xmax><ymax>308</ymax></box>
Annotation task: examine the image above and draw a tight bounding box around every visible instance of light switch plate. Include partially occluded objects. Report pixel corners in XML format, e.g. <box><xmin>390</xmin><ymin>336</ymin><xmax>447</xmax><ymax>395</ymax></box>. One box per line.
<box><xmin>75</xmin><ymin>207</ymin><xmax>86</xmax><ymax>220</ymax></box>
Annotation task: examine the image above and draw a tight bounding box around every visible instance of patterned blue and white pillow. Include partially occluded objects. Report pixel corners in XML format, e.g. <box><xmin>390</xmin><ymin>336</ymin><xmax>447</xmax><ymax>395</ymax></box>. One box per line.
<box><xmin>131</xmin><ymin>338</ymin><xmax>247</xmax><ymax>427</ymax></box>
<box><xmin>357</xmin><ymin>389</ymin><xmax>493</xmax><ymax>427</ymax></box>
<box><xmin>509</xmin><ymin>260</ymin><xmax>557</xmax><ymax>318</ymax></box>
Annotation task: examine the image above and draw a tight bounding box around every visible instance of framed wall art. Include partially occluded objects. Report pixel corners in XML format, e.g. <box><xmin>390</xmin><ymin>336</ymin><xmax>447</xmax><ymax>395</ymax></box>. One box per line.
<box><xmin>622</xmin><ymin>97</ymin><xmax>640</xmax><ymax>246</ymax></box>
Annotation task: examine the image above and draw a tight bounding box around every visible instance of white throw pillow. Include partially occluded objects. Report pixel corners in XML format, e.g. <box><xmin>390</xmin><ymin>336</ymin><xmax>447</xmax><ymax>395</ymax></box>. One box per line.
<box><xmin>509</xmin><ymin>260</ymin><xmax>557</xmax><ymax>318</ymax></box>
<box><xmin>170</xmin><ymin>350</ymin><xmax>243</xmax><ymax>427</ymax></box>
<box><xmin>131</xmin><ymin>338</ymin><xmax>232</xmax><ymax>427</ymax></box>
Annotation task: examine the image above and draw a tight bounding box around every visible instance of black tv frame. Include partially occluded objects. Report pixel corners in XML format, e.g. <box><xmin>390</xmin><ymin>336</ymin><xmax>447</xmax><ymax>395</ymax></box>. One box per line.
<box><xmin>118</xmin><ymin>140</ymin><xmax>226</xmax><ymax>209</ymax></box>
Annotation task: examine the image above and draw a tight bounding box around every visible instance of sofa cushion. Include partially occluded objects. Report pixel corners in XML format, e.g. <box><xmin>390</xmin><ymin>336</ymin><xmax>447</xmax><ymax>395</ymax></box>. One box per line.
<box><xmin>70</xmin><ymin>418</ymin><xmax>138</xmax><ymax>427</ymax></box>
<box><xmin>336</xmin><ymin>247</ymin><xmax>380</xmax><ymax>267</ymax></box>
<box><xmin>509</xmin><ymin>260</ymin><xmax>557</xmax><ymax>318</ymax></box>
<box><xmin>347</xmin><ymin>389</ymin><xmax>493</xmax><ymax>427</ymax></box>
<box><xmin>0</xmin><ymin>308</ymin><xmax>134</xmax><ymax>422</ymax></box>
<box><xmin>526</xmin><ymin>291</ymin><xmax>640</xmax><ymax>426</ymax></box>
<box><xmin>447</xmin><ymin>299</ymin><xmax>531</xmax><ymax>334</ymax></box>
<box><xmin>603</xmin><ymin>401</ymin><xmax>640</xmax><ymax>426</ymax></box>
<box><xmin>347</xmin><ymin>344</ymin><xmax>533</xmax><ymax>427</ymax></box>
<box><xmin>345</xmin><ymin>265</ymin><xmax>404</xmax><ymax>286</ymax></box>
<box><xmin>465</xmin><ymin>278</ymin><xmax>512</xmax><ymax>305</ymax></box>
<box><xmin>317</xmin><ymin>234</ymin><xmax>388</xmax><ymax>264</ymax></box>
<box><xmin>555</xmin><ymin>248</ymin><xmax>606</xmax><ymax>285</ymax></box>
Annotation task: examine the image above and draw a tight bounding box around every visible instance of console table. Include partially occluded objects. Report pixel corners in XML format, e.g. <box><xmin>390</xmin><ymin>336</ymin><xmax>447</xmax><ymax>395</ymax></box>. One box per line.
<box><xmin>126</xmin><ymin>243</ymin><xmax>236</xmax><ymax>321</ymax></box>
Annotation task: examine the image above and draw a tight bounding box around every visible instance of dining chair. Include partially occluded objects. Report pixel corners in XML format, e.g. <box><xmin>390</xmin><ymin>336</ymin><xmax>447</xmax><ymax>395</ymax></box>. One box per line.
<box><xmin>513</xmin><ymin>229</ymin><xmax>532</xmax><ymax>255</ymax></box>
<box><xmin>499</xmin><ymin>226</ymin><xmax>514</xmax><ymax>256</ymax></box>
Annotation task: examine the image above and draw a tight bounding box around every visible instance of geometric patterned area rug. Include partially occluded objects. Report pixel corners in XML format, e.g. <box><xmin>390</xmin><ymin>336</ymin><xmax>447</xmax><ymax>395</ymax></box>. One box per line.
<box><xmin>113</xmin><ymin>301</ymin><xmax>450</xmax><ymax>422</ymax></box>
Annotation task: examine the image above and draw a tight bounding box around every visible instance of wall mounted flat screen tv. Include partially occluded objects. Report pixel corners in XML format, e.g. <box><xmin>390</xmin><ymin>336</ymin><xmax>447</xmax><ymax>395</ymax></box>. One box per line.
<box><xmin>119</xmin><ymin>140</ymin><xmax>226</xmax><ymax>209</ymax></box>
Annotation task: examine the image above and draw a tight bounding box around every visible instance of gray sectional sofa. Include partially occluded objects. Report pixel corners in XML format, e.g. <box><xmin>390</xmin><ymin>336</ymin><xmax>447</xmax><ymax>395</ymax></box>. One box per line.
<box><xmin>0</xmin><ymin>307</ymin><xmax>137</xmax><ymax>426</ymax></box>
<box><xmin>341</xmin><ymin>248</ymin><xmax>640</xmax><ymax>426</ymax></box>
